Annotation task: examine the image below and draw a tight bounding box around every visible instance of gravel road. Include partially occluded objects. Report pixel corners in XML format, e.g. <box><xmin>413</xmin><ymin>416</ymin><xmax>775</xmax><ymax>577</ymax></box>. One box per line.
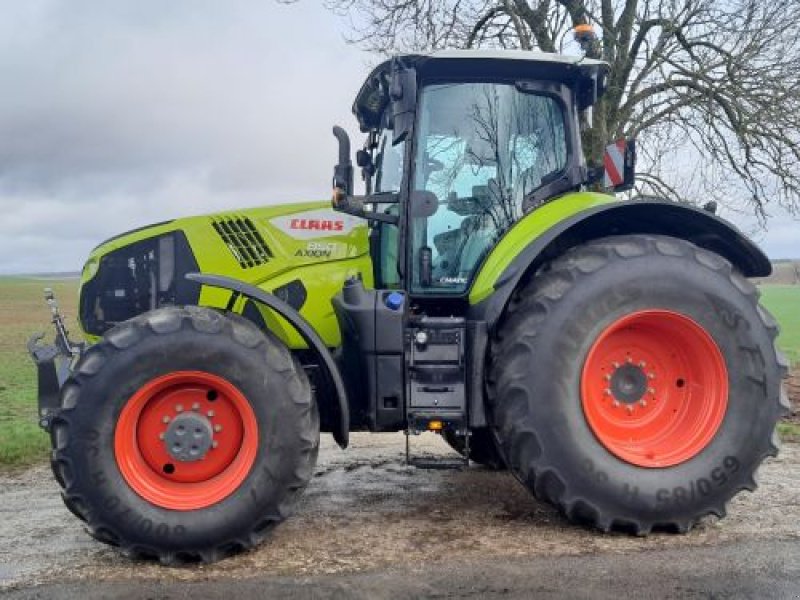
<box><xmin>1</xmin><ymin>433</ymin><xmax>799</xmax><ymax>597</ymax></box>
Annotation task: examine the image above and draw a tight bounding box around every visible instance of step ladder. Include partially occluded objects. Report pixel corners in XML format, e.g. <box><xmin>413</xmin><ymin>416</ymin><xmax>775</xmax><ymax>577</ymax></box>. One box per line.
<box><xmin>404</xmin><ymin>316</ymin><xmax>470</xmax><ymax>470</ymax></box>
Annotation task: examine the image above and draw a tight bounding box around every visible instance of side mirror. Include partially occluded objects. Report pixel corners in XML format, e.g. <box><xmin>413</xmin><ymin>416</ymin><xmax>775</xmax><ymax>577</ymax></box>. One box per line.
<box><xmin>389</xmin><ymin>61</ymin><xmax>417</xmax><ymax>145</ymax></box>
<box><xmin>603</xmin><ymin>139</ymin><xmax>636</xmax><ymax>192</ymax></box>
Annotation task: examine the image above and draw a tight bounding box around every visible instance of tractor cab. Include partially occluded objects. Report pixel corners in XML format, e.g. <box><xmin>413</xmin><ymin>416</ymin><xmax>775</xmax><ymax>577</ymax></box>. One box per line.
<box><xmin>332</xmin><ymin>50</ymin><xmax>609</xmax><ymax>297</ymax></box>
<box><xmin>329</xmin><ymin>51</ymin><xmax>612</xmax><ymax>460</ymax></box>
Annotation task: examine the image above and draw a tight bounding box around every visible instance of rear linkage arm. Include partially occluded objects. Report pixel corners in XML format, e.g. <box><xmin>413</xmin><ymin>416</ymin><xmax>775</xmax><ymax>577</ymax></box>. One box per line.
<box><xmin>28</xmin><ymin>288</ymin><xmax>85</xmax><ymax>431</ymax></box>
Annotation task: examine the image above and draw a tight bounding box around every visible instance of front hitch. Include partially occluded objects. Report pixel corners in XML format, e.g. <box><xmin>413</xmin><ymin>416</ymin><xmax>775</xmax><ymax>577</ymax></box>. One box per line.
<box><xmin>27</xmin><ymin>288</ymin><xmax>85</xmax><ymax>431</ymax></box>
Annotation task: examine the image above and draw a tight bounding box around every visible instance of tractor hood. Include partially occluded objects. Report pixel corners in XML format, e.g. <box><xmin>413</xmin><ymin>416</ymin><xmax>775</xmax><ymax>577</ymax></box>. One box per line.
<box><xmin>78</xmin><ymin>201</ymin><xmax>371</xmax><ymax>340</ymax></box>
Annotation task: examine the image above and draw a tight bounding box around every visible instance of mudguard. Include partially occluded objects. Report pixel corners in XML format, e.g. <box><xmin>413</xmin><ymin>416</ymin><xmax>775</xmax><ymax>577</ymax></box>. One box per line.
<box><xmin>470</xmin><ymin>199</ymin><xmax>771</xmax><ymax>329</ymax></box>
<box><xmin>187</xmin><ymin>273</ymin><xmax>349</xmax><ymax>448</ymax></box>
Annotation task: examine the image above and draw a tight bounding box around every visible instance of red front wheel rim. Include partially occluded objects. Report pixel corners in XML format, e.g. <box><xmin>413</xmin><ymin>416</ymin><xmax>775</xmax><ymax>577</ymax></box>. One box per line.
<box><xmin>115</xmin><ymin>371</ymin><xmax>259</xmax><ymax>510</ymax></box>
<box><xmin>581</xmin><ymin>310</ymin><xmax>728</xmax><ymax>468</ymax></box>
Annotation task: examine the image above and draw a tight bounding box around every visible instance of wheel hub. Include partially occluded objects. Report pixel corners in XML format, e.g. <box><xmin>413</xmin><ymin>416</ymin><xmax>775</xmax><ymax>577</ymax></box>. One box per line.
<box><xmin>163</xmin><ymin>412</ymin><xmax>214</xmax><ymax>462</ymax></box>
<box><xmin>581</xmin><ymin>310</ymin><xmax>728</xmax><ymax>468</ymax></box>
<box><xmin>114</xmin><ymin>371</ymin><xmax>259</xmax><ymax>510</ymax></box>
<box><xmin>609</xmin><ymin>363</ymin><xmax>648</xmax><ymax>405</ymax></box>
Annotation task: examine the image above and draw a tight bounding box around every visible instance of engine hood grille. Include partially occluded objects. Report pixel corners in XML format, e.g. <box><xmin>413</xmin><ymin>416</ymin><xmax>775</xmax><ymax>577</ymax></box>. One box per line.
<box><xmin>212</xmin><ymin>216</ymin><xmax>273</xmax><ymax>269</ymax></box>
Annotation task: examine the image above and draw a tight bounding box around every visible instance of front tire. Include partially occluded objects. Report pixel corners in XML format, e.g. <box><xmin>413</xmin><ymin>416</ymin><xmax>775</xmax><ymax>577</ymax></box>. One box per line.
<box><xmin>50</xmin><ymin>306</ymin><xmax>319</xmax><ymax>563</ymax></box>
<box><xmin>488</xmin><ymin>235</ymin><xmax>788</xmax><ymax>533</ymax></box>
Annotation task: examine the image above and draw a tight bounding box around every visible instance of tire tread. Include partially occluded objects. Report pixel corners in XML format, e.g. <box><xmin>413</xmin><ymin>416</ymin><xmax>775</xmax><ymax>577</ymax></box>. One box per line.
<box><xmin>488</xmin><ymin>234</ymin><xmax>786</xmax><ymax>534</ymax></box>
<box><xmin>51</xmin><ymin>306</ymin><xmax>318</xmax><ymax>564</ymax></box>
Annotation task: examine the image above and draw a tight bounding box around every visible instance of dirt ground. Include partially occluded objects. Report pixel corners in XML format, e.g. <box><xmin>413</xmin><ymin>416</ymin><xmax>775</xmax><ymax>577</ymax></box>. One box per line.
<box><xmin>1</xmin><ymin>367</ymin><xmax>798</xmax><ymax>594</ymax></box>
<box><xmin>1</xmin><ymin>425</ymin><xmax>799</xmax><ymax>594</ymax></box>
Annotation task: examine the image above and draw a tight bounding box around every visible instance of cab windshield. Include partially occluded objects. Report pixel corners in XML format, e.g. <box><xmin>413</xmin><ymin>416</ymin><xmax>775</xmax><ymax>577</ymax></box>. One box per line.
<box><xmin>410</xmin><ymin>82</ymin><xmax>567</xmax><ymax>293</ymax></box>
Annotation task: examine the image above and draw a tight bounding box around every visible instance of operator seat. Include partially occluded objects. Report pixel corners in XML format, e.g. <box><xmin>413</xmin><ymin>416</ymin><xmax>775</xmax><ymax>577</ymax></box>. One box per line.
<box><xmin>456</xmin><ymin>216</ymin><xmax>494</xmax><ymax>279</ymax></box>
<box><xmin>450</xmin><ymin>180</ymin><xmax>504</xmax><ymax>279</ymax></box>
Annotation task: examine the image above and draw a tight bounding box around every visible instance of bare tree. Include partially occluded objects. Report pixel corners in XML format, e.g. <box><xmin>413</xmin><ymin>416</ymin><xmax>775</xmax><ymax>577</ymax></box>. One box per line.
<box><xmin>327</xmin><ymin>0</ymin><xmax>800</xmax><ymax>218</ymax></box>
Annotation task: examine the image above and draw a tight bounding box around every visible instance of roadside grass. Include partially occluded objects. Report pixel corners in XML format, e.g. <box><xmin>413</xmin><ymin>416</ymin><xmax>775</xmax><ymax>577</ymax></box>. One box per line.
<box><xmin>0</xmin><ymin>278</ymin><xmax>797</xmax><ymax>469</ymax></box>
<box><xmin>778</xmin><ymin>422</ymin><xmax>800</xmax><ymax>443</ymax></box>
<box><xmin>0</xmin><ymin>277</ymin><xmax>79</xmax><ymax>468</ymax></box>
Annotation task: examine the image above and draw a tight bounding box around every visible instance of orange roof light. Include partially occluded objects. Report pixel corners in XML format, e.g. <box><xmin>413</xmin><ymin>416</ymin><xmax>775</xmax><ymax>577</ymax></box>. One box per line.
<box><xmin>574</xmin><ymin>23</ymin><xmax>597</xmax><ymax>44</ymax></box>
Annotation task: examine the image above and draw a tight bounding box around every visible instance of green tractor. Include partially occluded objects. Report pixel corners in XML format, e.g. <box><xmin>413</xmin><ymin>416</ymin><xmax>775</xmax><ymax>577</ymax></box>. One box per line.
<box><xmin>30</xmin><ymin>50</ymin><xmax>788</xmax><ymax>563</ymax></box>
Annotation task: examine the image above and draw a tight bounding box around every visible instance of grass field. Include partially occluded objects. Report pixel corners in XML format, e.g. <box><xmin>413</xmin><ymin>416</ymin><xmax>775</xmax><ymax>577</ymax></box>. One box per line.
<box><xmin>0</xmin><ymin>277</ymin><xmax>79</xmax><ymax>468</ymax></box>
<box><xmin>0</xmin><ymin>278</ymin><xmax>797</xmax><ymax>469</ymax></box>
<box><xmin>760</xmin><ymin>285</ymin><xmax>800</xmax><ymax>365</ymax></box>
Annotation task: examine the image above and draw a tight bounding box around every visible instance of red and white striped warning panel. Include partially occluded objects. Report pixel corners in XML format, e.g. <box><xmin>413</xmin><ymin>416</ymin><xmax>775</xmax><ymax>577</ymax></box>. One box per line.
<box><xmin>603</xmin><ymin>139</ymin><xmax>627</xmax><ymax>188</ymax></box>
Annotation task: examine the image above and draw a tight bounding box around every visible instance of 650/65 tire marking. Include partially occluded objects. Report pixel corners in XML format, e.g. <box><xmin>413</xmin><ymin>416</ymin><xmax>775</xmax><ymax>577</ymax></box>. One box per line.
<box><xmin>656</xmin><ymin>456</ymin><xmax>740</xmax><ymax>507</ymax></box>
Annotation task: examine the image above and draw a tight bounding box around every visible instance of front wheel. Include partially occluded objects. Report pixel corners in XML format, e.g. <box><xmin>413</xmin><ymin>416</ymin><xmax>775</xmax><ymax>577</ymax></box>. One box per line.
<box><xmin>50</xmin><ymin>306</ymin><xmax>319</xmax><ymax>563</ymax></box>
<box><xmin>489</xmin><ymin>235</ymin><xmax>788</xmax><ymax>533</ymax></box>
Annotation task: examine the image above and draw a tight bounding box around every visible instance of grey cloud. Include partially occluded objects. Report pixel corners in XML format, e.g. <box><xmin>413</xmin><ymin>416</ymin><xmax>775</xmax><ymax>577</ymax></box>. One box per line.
<box><xmin>0</xmin><ymin>1</ymin><xmax>371</xmax><ymax>273</ymax></box>
<box><xmin>0</xmin><ymin>1</ymin><xmax>796</xmax><ymax>275</ymax></box>
<box><xmin>0</xmin><ymin>0</ymin><xmax>367</xmax><ymax>195</ymax></box>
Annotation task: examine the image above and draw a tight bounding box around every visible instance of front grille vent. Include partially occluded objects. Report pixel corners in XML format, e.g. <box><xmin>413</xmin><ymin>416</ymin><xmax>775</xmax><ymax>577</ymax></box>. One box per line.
<box><xmin>212</xmin><ymin>216</ymin><xmax>273</xmax><ymax>269</ymax></box>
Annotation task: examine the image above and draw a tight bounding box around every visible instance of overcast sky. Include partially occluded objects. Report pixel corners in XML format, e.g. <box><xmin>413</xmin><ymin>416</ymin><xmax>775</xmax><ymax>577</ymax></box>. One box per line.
<box><xmin>0</xmin><ymin>1</ymin><xmax>797</xmax><ymax>275</ymax></box>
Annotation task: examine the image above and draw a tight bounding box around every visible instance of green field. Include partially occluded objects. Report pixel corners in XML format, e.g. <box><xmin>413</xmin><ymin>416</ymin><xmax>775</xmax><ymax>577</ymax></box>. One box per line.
<box><xmin>0</xmin><ymin>278</ymin><xmax>797</xmax><ymax>469</ymax></box>
<box><xmin>0</xmin><ymin>277</ymin><xmax>79</xmax><ymax>468</ymax></box>
<box><xmin>760</xmin><ymin>285</ymin><xmax>800</xmax><ymax>366</ymax></box>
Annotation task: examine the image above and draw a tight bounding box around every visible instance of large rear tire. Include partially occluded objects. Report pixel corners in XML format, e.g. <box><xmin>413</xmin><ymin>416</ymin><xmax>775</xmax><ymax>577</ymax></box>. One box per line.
<box><xmin>488</xmin><ymin>235</ymin><xmax>788</xmax><ymax>533</ymax></box>
<box><xmin>50</xmin><ymin>306</ymin><xmax>319</xmax><ymax>563</ymax></box>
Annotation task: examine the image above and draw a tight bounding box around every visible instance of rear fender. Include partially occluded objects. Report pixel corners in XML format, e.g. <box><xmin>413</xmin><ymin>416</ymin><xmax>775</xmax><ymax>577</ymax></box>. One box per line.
<box><xmin>187</xmin><ymin>273</ymin><xmax>349</xmax><ymax>448</ymax></box>
<box><xmin>470</xmin><ymin>199</ymin><xmax>771</xmax><ymax>329</ymax></box>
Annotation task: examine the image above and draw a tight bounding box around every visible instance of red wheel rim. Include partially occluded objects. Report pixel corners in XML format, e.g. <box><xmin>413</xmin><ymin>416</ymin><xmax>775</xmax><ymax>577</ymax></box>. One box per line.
<box><xmin>581</xmin><ymin>310</ymin><xmax>728</xmax><ymax>468</ymax></box>
<box><xmin>115</xmin><ymin>371</ymin><xmax>258</xmax><ymax>510</ymax></box>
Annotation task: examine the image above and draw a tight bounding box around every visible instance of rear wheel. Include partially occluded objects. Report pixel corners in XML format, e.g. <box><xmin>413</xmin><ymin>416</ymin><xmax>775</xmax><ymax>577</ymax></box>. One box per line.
<box><xmin>50</xmin><ymin>306</ymin><xmax>319</xmax><ymax>563</ymax></box>
<box><xmin>489</xmin><ymin>235</ymin><xmax>788</xmax><ymax>533</ymax></box>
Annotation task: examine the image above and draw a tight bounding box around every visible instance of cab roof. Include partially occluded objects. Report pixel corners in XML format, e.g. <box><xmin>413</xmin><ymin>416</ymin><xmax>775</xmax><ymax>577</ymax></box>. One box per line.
<box><xmin>404</xmin><ymin>48</ymin><xmax>607</xmax><ymax>67</ymax></box>
<box><xmin>353</xmin><ymin>49</ymin><xmax>609</xmax><ymax>131</ymax></box>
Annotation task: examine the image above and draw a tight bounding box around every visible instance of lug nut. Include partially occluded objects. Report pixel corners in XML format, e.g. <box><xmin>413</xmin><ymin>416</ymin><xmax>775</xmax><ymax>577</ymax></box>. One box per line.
<box><xmin>639</xmin><ymin>361</ymin><xmax>647</xmax><ymax>368</ymax></box>
<box><xmin>212</xmin><ymin>440</ymin><xmax>219</xmax><ymax>448</ymax></box>
<box><xmin>175</xmin><ymin>404</ymin><xmax>183</xmax><ymax>413</ymax></box>
<box><xmin>159</xmin><ymin>432</ymin><xmax>165</xmax><ymax>440</ymax></box>
<box><xmin>613</xmin><ymin>362</ymin><xmax>621</xmax><ymax>368</ymax></box>
<box><xmin>626</xmin><ymin>357</ymin><xmax>633</xmax><ymax>363</ymax></box>
<box><xmin>192</xmin><ymin>402</ymin><xmax>200</xmax><ymax>411</ymax></box>
<box><xmin>640</xmin><ymin>400</ymin><xmax>647</xmax><ymax>407</ymax></box>
<box><xmin>604</xmin><ymin>374</ymin><xmax>612</xmax><ymax>381</ymax></box>
<box><xmin>648</xmin><ymin>387</ymin><xmax>655</xmax><ymax>395</ymax></box>
<box><xmin>612</xmin><ymin>400</ymin><xmax>620</xmax><ymax>407</ymax></box>
<box><xmin>648</xmin><ymin>373</ymin><xmax>655</xmax><ymax>379</ymax></box>
<box><xmin>207</xmin><ymin>410</ymin><xmax>215</xmax><ymax>418</ymax></box>
<box><xmin>626</xmin><ymin>405</ymin><xmax>633</xmax><ymax>414</ymax></box>
<box><xmin>604</xmin><ymin>388</ymin><xmax>612</xmax><ymax>396</ymax></box>
<box><xmin>162</xmin><ymin>416</ymin><xmax>170</xmax><ymax>424</ymax></box>
<box><xmin>214</xmin><ymin>424</ymin><xmax>222</xmax><ymax>432</ymax></box>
